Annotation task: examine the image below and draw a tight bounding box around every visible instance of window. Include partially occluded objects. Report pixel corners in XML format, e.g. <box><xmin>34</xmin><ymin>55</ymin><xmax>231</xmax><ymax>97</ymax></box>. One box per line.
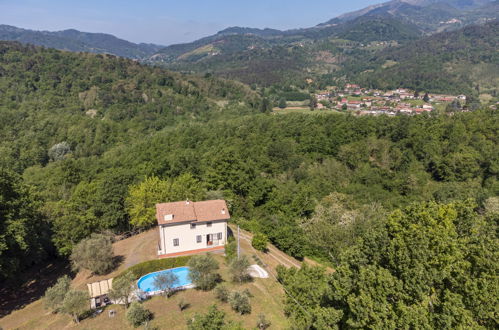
<box><xmin>173</xmin><ymin>238</ymin><xmax>179</xmax><ymax>247</ymax></box>
<box><xmin>196</xmin><ymin>235</ymin><xmax>202</xmax><ymax>243</ymax></box>
<box><xmin>217</xmin><ymin>232</ymin><xmax>222</xmax><ymax>240</ymax></box>
<box><xmin>207</xmin><ymin>222</ymin><xmax>212</xmax><ymax>227</ymax></box>
<box><xmin>190</xmin><ymin>223</ymin><xmax>196</xmax><ymax>229</ymax></box>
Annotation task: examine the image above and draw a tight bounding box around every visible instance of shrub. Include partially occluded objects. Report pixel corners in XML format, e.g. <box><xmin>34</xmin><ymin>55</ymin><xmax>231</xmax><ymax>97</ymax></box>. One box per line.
<box><xmin>126</xmin><ymin>302</ymin><xmax>152</xmax><ymax>328</ymax></box>
<box><xmin>44</xmin><ymin>275</ymin><xmax>71</xmax><ymax>312</ymax></box>
<box><xmin>251</xmin><ymin>233</ymin><xmax>268</xmax><ymax>252</ymax></box>
<box><xmin>214</xmin><ymin>284</ymin><xmax>230</xmax><ymax>303</ymax></box>
<box><xmin>225</xmin><ymin>239</ymin><xmax>237</xmax><ymax>262</ymax></box>
<box><xmin>178</xmin><ymin>298</ymin><xmax>188</xmax><ymax>311</ymax></box>
<box><xmin>229</xmin><ymin>290</ymin><xmax>252</xmax><ymax>315</ymax></box>
<box><xmin>70</xmin><ymin>233</ymin><xmax>114</xmax><ymax>275</ymax></box>
<box><xmin>229</xmin><ymin>255</ymin><xmax>251</xmax><ymax>283</ymax></box>
<box><xmin>256</xmin><ymin>314</ymin><xmax>271</xmax><ymax>330</ymax></box>
<box><xmin>188</xmin><ymin>254</ymin><xmax>220</xmax><ymax>291</ymax></box>
<box><xmin>187</xmin><ymin>304</ymin><xmax>226</xmax><ymax>330</ymax></box>
<box><xmin>115</xmin><ymin>256</ymin><xmax>191</xmax><ymax>281</ymax></box>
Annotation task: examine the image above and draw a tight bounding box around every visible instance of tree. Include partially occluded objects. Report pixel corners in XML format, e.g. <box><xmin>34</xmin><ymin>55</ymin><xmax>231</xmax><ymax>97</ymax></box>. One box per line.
<box><xmin>0</xmin><ymin>168</ymin><xmax>48</xmax><ymax>281</ymax></box>
<box><xmin>187</xmin><ymin>304</ymin><xmax>226</xmax><ymax>330</ymax></box>
<box><xmin>126</xmin><ymin>174</ymin><xmax>206</xmax><ymax>228</ymax></box>
<box><xmin>126</xmin><ymin>176</ymin><xmax>170</xmax><ymax>228</ymax></box>
<box><xmin>188</xmin><ymin>253</ymin><xmax>220</xmax><ymax>290</ymax></box>
<box><xmin>61</xmin><ymin>290</ymin><xmax>89</xmax><ymax>324</ymax></box>
<box><xmin>229</xmin><ymin>255</ymin><xmax>251</xmax><ymax>283</ymax></box>
<box><xmin>153</xmin><ymin>271</ymin><xmax>179</xmax><ymax>297</ymax></box>
<box><xmin>251</xmin><ymin>233</ymin><xmax>268</xmax><ymax>252</ymax></box>
<box><xmin>126</xmin><ymin>302</ymin><xmax>152</xmax><ymax>328</ymax></box>
<box><xmin>309</xmin><ymin>95</ymin><xmax>318</xmax><ymax>110</ymax></box>
<box><xmin>108</xmin><ymin>271</ymin><xmax>136</xmax><ymax>309</ymax></box>
<box><xmin>423</xmin><ymin>92</ymin><xmax>430</xmax><ymax>102</ymax></box>
<box><xmin>278</xmin><ymin>98</ymin><xmax>287</xmax><ymax>109</ymax></box>
<box><xmin>48</xmin><ymin>142</ymin><xmax>71</xmax><ymax>161</ymax></box>
<box><xmin>256</xmin><ymin>314</ymin><xmax>271</xmax><ymax>330</ymax></box>
<box><xmin>70</xmin><ymin>233</ymin><xmax>115</xmax><ymax>275</ymax></box>
<box><xmin>44</xmin><ymin>275</ymin><xmax>71</xmax><ymax>312</ymax></box>
<box><xmin>229</xmin><ymin>290</ymin><xmax>252</xmax><ymax>315</ymax></box>
<box><xmin>341</xmin><ymin>103</ymin><xmax>347</xmax><ymax>111</ymax></box>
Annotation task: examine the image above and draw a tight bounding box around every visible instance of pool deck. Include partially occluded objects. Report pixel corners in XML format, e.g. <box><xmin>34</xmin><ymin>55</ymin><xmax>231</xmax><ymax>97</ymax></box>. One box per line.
<box><xmin>158</xmin><ymin>245</ymin><xmax>224</xmax><ymax>258</ymax></box>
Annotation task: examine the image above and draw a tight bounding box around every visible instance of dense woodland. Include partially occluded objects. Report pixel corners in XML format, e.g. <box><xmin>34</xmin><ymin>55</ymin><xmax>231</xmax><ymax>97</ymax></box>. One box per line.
<box><xmin>341</xmin><ymin>20</ymin><xmax>499</xmax><ymax>95</ymax></box>
<box><xmin>0</xmin><ymin>38</ymin><xmax>498</xmax><ymax>328</ymax></box>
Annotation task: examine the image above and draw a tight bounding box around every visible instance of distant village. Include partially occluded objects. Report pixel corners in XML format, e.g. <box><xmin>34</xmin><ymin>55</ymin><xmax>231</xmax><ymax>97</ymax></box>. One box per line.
<box><xmin>313</xmin><ymin>84</ymin><xmax>468</xmax><ymax>116</ymax></box>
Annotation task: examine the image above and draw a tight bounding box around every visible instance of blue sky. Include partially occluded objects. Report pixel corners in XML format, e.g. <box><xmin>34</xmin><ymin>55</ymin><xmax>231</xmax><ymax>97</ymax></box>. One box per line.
<box><xmin>0</xmin><ymin>0</ymin><xmax>382</xmax><ymax>45</ymax></box>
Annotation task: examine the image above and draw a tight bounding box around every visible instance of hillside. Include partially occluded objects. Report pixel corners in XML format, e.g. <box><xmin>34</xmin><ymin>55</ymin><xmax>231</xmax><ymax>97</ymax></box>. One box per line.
<box><xmin>341</xmin><ymin>20</ymin><xmax>499</xmax><ymax>95</ymax></box>
<box><xmin>0</xmin><ymin>25</ymin><xmax>163</xmax><ymax>59</ymax></box>
<box><xmin>325</xmin><ymin>0</ymin><xmax>497</xmax><ymax>32</ymax></box>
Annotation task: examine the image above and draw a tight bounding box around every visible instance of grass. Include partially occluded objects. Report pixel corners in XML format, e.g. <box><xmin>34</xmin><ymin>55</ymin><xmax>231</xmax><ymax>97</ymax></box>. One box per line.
<box><xmin>273</xmin><ymin>107</ymin><xmax>340</xmax><ymax>115</ymax></box>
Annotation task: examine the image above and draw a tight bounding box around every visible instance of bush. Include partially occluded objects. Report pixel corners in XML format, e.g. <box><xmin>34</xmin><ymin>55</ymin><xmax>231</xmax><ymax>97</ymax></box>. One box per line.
<box><xmin>188</xmin><ymin>254</ymin><xmax>220</xmax><ymax>291</ymax></box>
<box><xmin>229</xmin><ymin>255</ymin><xmax>251</xmax><ymax>283</ymax></box>
<box><xmin>225</xmin><ymin>240</ymin><xmax>237</xmax><ymax>262</ymax></box>
<box><xmin>251</xmin><ymin>233</ymin><xmax>268</xmax><ymax>252</ymax></box>
<box><xmin>178</xmin><ymin>298</ymin><xmax>188</xmax><ymax>311</ymax></box>
<box><xmin>44</xmin><ymin>275</ymin><xmax>71</xmax><ymax>312</ymax></box>
<box><xmin>115</xmin><ymin>256</ymin><xmax>191</xmax><ymax>281</ymax></box>
<box><xmin>70</xmin><ymin>233</ymin><xmax>114</xmax><ymax>275</ymax></box>
<box><xmin>187</xmin><ymin>304</ymin><xmax>226</xmax><ymax>330</ymax></box>
<box><xmin>229</xmin><ymin>290</ymin><xmax>252</xmax><ymax>315</ymax></box>
<box><xmin>215</xmin><ymin>284</ymin><xmax>230</xmax><ymax>303</ymax></box>
<box><xmin>126</xmin><ymin>302</ymin><xmax>152</xmax><ymax>327</ymax></box>
<box><xmin>256</xmin><ymin>314</ymin><xmax>271</xmax><ymax>330</ymax></box>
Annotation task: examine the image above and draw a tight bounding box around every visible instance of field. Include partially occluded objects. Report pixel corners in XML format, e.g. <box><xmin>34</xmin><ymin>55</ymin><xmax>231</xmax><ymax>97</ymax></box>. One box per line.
<box><xmin>0</xmin><ymin>227</ymin><xmax>295</xmax><ymax>329</ymax></box>
<box><xmin>273</xmin><ymin>107</ymin><xmax>340</xmax><ymax>115</ymax></box>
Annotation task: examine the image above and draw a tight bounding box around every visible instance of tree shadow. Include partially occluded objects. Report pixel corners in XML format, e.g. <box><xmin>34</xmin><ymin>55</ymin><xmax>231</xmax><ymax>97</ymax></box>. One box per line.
<box><xmin>112</xmin><ymin>255</ymin><xmax>125</xmax><ymax>271</ymax></box>
<box><xmin>0</xmin><ymin>258</ymin><xmax>71</xmax><ymax>318</ymax></box>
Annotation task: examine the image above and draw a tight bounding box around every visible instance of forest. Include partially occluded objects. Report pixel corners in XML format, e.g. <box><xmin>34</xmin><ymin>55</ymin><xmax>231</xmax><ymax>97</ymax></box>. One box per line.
<box><xmin>0</xmin><ymin>40</ymin><xmax>498</xmax><ymax>328</ymax></box>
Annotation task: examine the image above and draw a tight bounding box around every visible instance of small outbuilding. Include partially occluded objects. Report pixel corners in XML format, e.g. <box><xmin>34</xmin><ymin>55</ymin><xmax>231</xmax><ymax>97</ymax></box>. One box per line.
<box><xmin>87</xmin><ymin>278</ymin><xmax>113</xmax><ymax>309</ymax></box>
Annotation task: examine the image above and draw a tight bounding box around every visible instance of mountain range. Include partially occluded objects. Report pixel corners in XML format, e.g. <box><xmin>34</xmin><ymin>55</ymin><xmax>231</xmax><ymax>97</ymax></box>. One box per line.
<box><xmin>0</xmin><ymin>0</ymin><xmax>496</xmax><ymax>92</ymax></box>
<box><xmin>0</xmin><ymin>25</ymin><xmax>164</xmax><ymax>59</ymax></box>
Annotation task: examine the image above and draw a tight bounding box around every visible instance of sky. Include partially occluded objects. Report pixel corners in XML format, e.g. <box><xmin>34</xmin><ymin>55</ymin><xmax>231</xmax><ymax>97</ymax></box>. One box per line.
<box><xmin>0</xmin><ymin>0</ymin><xmax>383</xmax><ymax>46</ymax></box>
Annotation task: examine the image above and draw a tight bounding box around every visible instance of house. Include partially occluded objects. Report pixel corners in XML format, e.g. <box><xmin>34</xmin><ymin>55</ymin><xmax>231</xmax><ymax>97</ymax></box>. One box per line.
<box><xmin>156</xmin><ymin>200</ymin><xmax>230</xmax><ymax>258</ymax></box>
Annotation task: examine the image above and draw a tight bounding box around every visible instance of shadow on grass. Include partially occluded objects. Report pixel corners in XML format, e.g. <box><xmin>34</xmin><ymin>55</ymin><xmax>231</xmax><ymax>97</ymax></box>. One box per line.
<box><xmin>0</xmin><ymin>258</ymin><xmax>71</xmax><ymax>318</ymax></box>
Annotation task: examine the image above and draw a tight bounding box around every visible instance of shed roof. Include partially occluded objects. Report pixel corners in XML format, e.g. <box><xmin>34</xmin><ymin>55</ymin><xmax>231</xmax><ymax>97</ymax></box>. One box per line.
<box><xmin>87</xmin><ymin>278</ymin><xmax>113</xmax><ymax>298</ymax></box>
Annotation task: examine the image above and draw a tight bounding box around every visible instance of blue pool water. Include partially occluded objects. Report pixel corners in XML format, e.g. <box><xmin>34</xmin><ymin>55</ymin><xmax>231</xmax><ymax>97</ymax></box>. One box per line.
<box><xmin>137</xmin><ymin>266</ymin><xmax>192</xmax><ymax>292</ymax></box>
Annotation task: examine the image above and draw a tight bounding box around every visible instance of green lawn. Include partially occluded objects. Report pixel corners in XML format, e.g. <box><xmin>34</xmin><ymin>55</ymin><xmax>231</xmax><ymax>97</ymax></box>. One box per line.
<box><xmin>273</xmin><ymin>107</ymin><xmax>341</xmax><ymax>115</ymax></box>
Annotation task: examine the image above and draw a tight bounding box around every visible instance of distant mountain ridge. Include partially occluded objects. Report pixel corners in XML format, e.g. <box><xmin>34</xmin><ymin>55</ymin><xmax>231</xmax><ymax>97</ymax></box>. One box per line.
<box><xmin>323</xmin><ymin>0</ymin><xmax>496</xmax><ymax>31</ymax></box>
<box><xmin>0</xmin><ymin>25</ymin><xmax>164</xmax><ymax>59</ymax></box>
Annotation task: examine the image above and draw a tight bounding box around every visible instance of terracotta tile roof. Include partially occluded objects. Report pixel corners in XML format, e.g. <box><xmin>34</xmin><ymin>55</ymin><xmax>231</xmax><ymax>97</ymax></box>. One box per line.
<box><xmin>156</xmin><ymin>199</ymin><xmax>230</xmax><ymax>225</ymax></box>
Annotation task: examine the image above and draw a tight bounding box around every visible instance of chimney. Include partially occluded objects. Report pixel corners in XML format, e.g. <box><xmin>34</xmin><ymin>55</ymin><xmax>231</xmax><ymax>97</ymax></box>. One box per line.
<box><xmin>186</xmin><ymin>200</ymin><xmax>190</xmax><ymax>205</ymax></box>
<box><xmin>221</xmin><ymin>208</ymin><xmax>226</xmax><ymax>215</ymax></box>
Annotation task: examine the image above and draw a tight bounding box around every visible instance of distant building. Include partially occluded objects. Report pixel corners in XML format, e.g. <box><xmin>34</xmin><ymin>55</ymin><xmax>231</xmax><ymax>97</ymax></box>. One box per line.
<box><xmin>156</xmin><ymin>200</ymin><xmax>229</xmax><ymax>258</ymax></box>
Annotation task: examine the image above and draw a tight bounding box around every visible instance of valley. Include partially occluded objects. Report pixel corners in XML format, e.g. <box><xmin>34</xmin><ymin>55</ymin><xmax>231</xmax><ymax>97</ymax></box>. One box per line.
<box><xmin>0</xmin><ymin>1</ymin><xmax>497</xmax><ymax>329</ymax></box>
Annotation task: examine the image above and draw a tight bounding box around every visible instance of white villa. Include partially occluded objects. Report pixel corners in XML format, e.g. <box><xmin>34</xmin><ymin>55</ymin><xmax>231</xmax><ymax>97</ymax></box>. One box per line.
<box><xmin>156</xmin><ymin>199</ymin><xmax>230</xmax><ymax>257</ymax></box>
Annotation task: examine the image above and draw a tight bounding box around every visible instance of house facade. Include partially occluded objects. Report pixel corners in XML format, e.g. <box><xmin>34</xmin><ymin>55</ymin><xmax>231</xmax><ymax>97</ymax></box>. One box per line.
<box><xmin>156</xmin><ymin>200</ymin><xmax>230</xmax><ymax>257</ymax></box>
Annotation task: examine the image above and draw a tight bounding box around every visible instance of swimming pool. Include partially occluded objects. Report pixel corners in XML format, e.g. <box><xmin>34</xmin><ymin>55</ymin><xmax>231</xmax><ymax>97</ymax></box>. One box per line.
<box><xmin>137</xmin><ymin>266</ymin><xmax>192</xmax><ymax>293</ymax></box>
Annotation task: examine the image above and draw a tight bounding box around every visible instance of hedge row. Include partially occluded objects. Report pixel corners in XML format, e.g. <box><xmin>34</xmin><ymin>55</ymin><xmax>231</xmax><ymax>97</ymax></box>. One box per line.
<box><xmin>115</xmin><ymin>256</ymin><xmax>192</xmax><ymax>281</ymax></box>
